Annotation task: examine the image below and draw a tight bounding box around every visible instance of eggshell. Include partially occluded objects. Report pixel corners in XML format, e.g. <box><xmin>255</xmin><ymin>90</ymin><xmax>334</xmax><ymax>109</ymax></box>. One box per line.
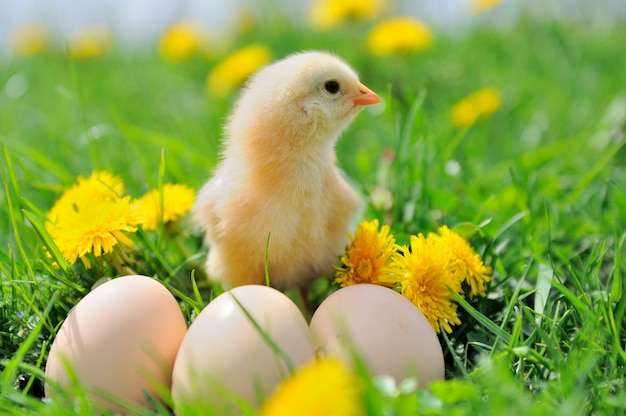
<box><xmin>309</xmin><ymin>284</ymin><xmax>444</xmax><ymax>386</ymax></box>
<box><xmin>45</xmin><ymin>275</ymin><xmax>187</xmax><ymax>414</ymax></box>
<box><xmin>171</xmin><ymin>285</ymin><xmax>315</xmax><ymax>413</ymax></box>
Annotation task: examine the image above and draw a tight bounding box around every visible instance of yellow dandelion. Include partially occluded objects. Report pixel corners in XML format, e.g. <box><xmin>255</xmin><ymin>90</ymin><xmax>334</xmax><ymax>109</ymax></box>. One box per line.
<box><xmin>310</xmin><ymin>0</ymin><xmax>387</xmax><ymax>31</ymax></box>
<box><xmin>11</xmin><ymin>22</ymin><xmax>49</xmax><ymax>56</ymax></box>
<box><xmin>259</xmin><ymin>359</ymin><xmax>363</xmax><ymax>416</ymax></box>
<box><xmin>67</xmin><ymin>25</ymin><xmax>112</xmax><ymax>59</ymax></box>
<box><xmin>470</xmin><ymin>0</ymin><xmax>503</xmax><ymax>13</ymax></box>
<box><xmin>206</xmin><ymin>43</ymin><xmax>272</xmax><ymax>98</ymax></box>
<box><xmin>46</xmin><ymin>196</ymin><xmax>143</xmax><ymax>268</ymax></box>
<box><xmin>366</xmin><ymin>17</ymin><xmax>433</xmax><ymax>56</ymax></box>
<box><xmin>383</xmin><ymin>234</ymin><xmax>462</xmax><ymax>333</ymax></box>
<box><xmin>451</xmin><ymin>87</ymin><xmax>502</xmax><ymax>128</ymax></box>
<box><xmin>159</xmin><ymin>21</ymin><xmax>210</xmax><ymax>61</ymax></box>
<box><xmin>137</xmin><ymin>183</ymin><xmax>195</xmax><ymax>230</ymax></box>
<box><xmin>47</xmin><ymin>171</ymin><xmax>124</xmax><ymax>224</ymax></box>
<box><xmin>335</xmin><ymin>219</ymin><xmax>396</xmax><ymax>287</ymax></box>
<box><xmin>431</xmin><ymin>226</ymin><xmax>492</xmax><ymax>298</ymax></box>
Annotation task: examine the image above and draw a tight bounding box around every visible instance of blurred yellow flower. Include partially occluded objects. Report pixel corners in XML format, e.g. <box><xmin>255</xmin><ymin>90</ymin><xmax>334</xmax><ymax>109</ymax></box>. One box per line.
<box><xmin>451</xmin><ymin>87</ymin><xmax>502</xmax><ymax>128</ymax></box>
<box><xmin>47</xmin><ymin>171</ymin><xmax>124</xmax><ymax>224</ymax></box>
<box><xmin>259</xmin><ymin>359</ymin><xmax>363</xmax><ymax>416</ymax></box>
<box><xmin>310</xmin><ymin>0</ymin><xmax>387</xmax><ymax>30</ymax></box>
<box><xmin>206</xmin><ymin>44</ymin><xmax>272</xmax><ymax>98</ymax></box>
<box><xmin>366</xmin><ymin>17</ymin><xmax>433</xmax><ymax>56</ymax></box>
<box><xmin>335</xmin><ymin>219</ymin><xmax>396</xmax><ymax>287</ymax></box>
<box><xmin>137</xmin><ymin>183</ymin><xmax>195</xmax><ymax>230</ymax></box>
<box><xmin>431</xmin><ymin>226</ymin><xmax>492</xmax><ymax>298</ymax></box>
<box><xmin>471</xmin><ymin>0</ymin><xmax>503</xmax><ymax>13</ymax></box>
<box><xmin>382</xmin><ymin>234</ymin><xmax>463</xmax><ymax>334</ymax></box>
<box><xmin>67</xmin><ymin>25</ymin><xmax>112</xmax><ymax>59</ymax></box>
<box><xmin>11</xmin><ymin>22</ymin><xmax>49</xmax><ymax>55</ymax></box>
<box><xmin>159</xmin><ymin>21</ymin><xmax>210</xmax><ymax>61</ymax></box>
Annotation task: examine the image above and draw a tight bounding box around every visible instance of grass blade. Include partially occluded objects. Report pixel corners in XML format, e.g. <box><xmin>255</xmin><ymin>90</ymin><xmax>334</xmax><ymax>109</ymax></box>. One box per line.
<box><xmin>568</xmin><ymin>134</ymin><xmax>625</xmax><ymax>203</ymax></box>
<box><xmin>229</xmin><ymin>292</ymin><xmax>294</xmax><ymax>377</ymax></box>
<box><xmin>1</xmin><ymin>156</ymin><xmax>35</xmax><ymax>279</ymax></box>
<box><xmin>534</xmin><ymin>262</ymin><xmax>553</xmax><ymax>325</ymax></box>
<box><xmin>0</xmin><ymin>291</ymin><xmax>58</xmax><ymax>392</ymax></box>
<box><xmin>451</xmin><ymin>290</ymin><xmax>512</xmax><ymax>345</ymax></box>
<box><xmin>22</xmin><ymin>210</ymin><xmax>70</xmax><ymax>272</ymax></box>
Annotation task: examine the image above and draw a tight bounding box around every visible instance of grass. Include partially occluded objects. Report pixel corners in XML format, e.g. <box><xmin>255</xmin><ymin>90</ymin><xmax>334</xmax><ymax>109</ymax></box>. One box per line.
<box><xmin>1</xmin><ymin>8</ymin><xmax>626</xmax><ymax>415</ymax></box>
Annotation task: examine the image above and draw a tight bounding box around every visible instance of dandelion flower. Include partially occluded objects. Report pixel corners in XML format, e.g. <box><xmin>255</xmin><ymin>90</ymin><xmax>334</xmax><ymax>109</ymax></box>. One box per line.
<box><xmin>309</xmin><ymin>0</ymin><xmax>387</xmax><ymax>31</ymax></box>
<box><xmin>11</xmin><ymin>22</ymin><xmax>48</xmax><ymax>56</ymax></box>
<box><xmin>470</xmin><ymin>0</ymin><xmax>503</xmax><ymax>13</ymax></box>
<box><xmin>431</xmin><ymin>226</ymin><xmax>492</xmax><ymax>298</ymax></box>
<box><xmin>67</xmin><ymin>25</ymin><xmax>112</xmax><ymax>59</ymax></box>
<box><xmin>206</xmin><ymin>44</ymin><xmax>272</xmax><ymax>98</ymax></box>
<box><xmin>137</xmin><ymin>183</ymin><xmax>195</xmax><ymax>230</ymax></box>
<box><xmin>383</xmin><ymin>234</ymin><xmax>462</xmax><ymax>333</ymax></box>
<box><xmin>159</xmin><ymin>21</ymin><xmax>210</xmax><ymax>61</ymax></box>
<box><xmin>366</xmin><ymin>17</ymin><xmax>433</xmax><ymax>56</ymax></box>
<box><xmin>259</xmin><ymin>359</ymin><xmax>363</xmax><ymax>416</ymax></box>
<box><xmin>47</xmin><ymin>196</ymin><xmax>143</xmax><ymax>268</ymax></box>
<box><xmin>335</xmin><ymin>219</ymin><xmax>396</xmax><ymax>287</ymax></box>
<box><xmin>47</xmin><ymin>171</ymin><xmax>124</xmax><ymax>224</ymax></box>
<box><xmin>451</xmin><ymin>87</ymin><xmax>502</xmax><ymax>128</ymax></box>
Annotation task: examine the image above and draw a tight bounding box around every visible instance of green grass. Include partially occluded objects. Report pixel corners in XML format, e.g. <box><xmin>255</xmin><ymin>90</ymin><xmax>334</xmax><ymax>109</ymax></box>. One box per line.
<box><xmin>1</xmin><ymin>10</ymin><xmax>626</xmax><ymax>415</ymax></box>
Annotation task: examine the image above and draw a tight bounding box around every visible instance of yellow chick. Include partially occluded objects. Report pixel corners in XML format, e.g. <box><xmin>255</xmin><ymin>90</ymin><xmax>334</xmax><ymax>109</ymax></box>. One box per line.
<box><xmin>193</xmin><ymin>51</ymin><xmax>381</xmax><ymax>290</ymax></box>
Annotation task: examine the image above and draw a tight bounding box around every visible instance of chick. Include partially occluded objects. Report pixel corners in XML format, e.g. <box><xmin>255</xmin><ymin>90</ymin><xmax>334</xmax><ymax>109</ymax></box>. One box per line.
<box><xmin>193</xmin><ymin>51</ymin><xmax>381</xmax><ymax>290</ymax></box>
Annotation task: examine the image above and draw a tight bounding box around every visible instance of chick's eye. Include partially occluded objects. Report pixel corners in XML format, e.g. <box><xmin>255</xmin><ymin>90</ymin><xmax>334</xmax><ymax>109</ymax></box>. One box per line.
<box><xmin>324</xmin><ymin>80</ymin><xmax>340</xmax><ymax>94</ymax></box>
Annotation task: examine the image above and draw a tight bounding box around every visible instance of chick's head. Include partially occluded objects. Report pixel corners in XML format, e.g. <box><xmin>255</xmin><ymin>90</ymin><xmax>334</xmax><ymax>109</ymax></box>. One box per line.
<box><xmin>228</xmin><ymin>51</ymin><xmax>380</xmax><ymax>152</ymax></box>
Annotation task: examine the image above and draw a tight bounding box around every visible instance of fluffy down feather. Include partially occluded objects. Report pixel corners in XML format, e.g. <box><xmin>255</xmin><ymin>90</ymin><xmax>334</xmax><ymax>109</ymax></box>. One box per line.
<box><xmin>193</xmin><ymin>51</ymin><xmax>381</xmax><ymax>290</ymax></box>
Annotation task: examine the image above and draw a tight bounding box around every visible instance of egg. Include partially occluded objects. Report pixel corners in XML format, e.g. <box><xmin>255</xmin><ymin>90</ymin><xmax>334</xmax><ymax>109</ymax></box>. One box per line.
<box><xmin>45</xmin><ymin>275</ymin><xmax>187</xmax><ymax>414</ymax></box>
<box><xmin>171</xmin><ymin>285</ymin><xmax>315</xmax><ymax>414</ymax></box>
<box><xmin>309</xmin><ymin>284</ymin><xmax>444</xmax><ymax>386</ymax></box>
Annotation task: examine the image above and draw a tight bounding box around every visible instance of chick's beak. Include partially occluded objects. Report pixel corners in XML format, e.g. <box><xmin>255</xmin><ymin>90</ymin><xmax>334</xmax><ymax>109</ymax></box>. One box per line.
<box><xmin>353</xmin><ymin>83</ymin><xmax>382</xmax><ymax>106</ymax></box>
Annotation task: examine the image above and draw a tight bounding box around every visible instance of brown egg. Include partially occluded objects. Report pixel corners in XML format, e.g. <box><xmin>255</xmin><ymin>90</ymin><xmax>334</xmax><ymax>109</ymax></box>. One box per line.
<box><xmin>309</xmin><ymin>284</ymin><xmax>444</xmax><ymax>386</ymax></box>
<box><xmin>45</xmin><ymin>275</ymin><xmax>187</xmax><ymax>414</ymax></box>
<box><xmin>171</xmin><ymin>285</ymin><xmax>315</xmax><ymax>414</ymax></box>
